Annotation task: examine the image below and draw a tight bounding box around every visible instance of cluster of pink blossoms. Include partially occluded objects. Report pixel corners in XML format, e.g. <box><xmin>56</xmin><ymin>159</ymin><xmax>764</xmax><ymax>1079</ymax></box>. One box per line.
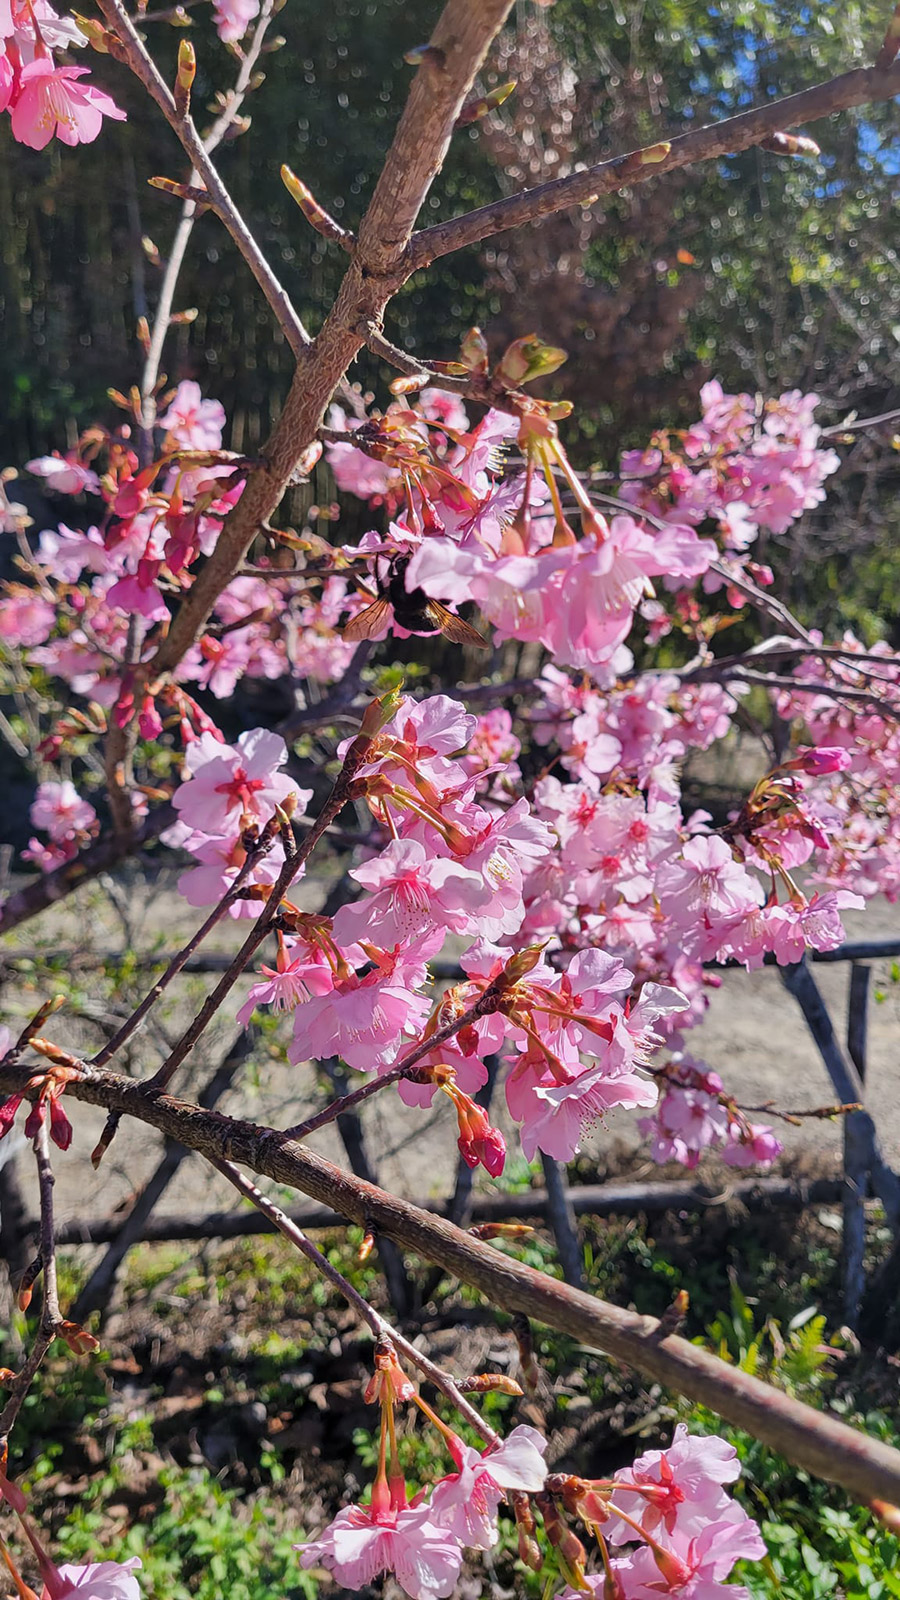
<box><xmin>326</xmin><ymin>381</ymin><xmax>838</xmax><ymax>676</ymax></box>
<box><xmin>2</xmin><ymin>378</ymin><xmax>890</xmax><ymax>1179</ymax></box>
<box><xmin>2</xmin><ymin>381</ymin><xmax>355</xmax><ymax>723</ymax></box>
<box><xmin>299</xmin><ymin>1422</ymin><xmax>547</xmax><ymax>1597</ymax></box>
<box><xmin>298</xmin><ymin>1414</ymin><xmax>763</xmax><ymax>1600</ymax></box>
<box><xmin>0</xmin><ymin>0</ymin><xmax>125</xmax><ymax>149</ymax></box>
<box><xmin>638</xmin><ymin>1054</ymin><xmax>782</xmax><ymax>1169</ymax></box>
<box><xmin>772</xmin><ymin>636</ymin><xmax>900</xmax><ymax>903</ymax></box>
<box><xmin>556</xmin><ymin>1424</ymin><xmax>765</xmax><ymax>1600</ymax></box>
<box><xmin>163</xmin><ymin>727</ymin><xmax>310</xmax><ymax>916</ymax></box>
<box><xmin>154</xmin><ymin>693</ymin><xmax>872</xmax><ymax>1172</ymax></box>
<box><xmin>22</xmin><ymin>779</ymin><xmax>98</xmax><ymax>872</ymax></box>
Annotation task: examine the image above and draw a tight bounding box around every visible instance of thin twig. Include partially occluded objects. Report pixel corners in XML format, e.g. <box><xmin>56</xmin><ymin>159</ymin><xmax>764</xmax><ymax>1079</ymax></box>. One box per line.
<box><xmin>90</xmin><ymin>832</ymin><xmax>274</xmax><ymax>1069</ymax></box>
<box><xmin>0</xmin><ymin>1121</ymin><xmax>63</xmax><ymax>1444</ymax></box>
<box><xmin>208</xmin><ymin>1154</ymin><xmax>498</xmax><ymax>1442</ymax></box>
<box><xmin>97</xmin><ymin>0</ymin><xmax>310</xmax><ymax>357</ymax></box>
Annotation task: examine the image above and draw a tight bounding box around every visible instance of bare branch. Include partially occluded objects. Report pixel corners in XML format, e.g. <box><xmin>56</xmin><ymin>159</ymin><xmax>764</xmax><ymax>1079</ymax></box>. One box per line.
<box><xmin>97</xmin><ymin>0</ymin><xmax>310</xmax><ymax>358</ymax></box>
<box><xmin>209</xmin><ymin>1153</ymin><xmax>499</xmax><ymax>1442</ymax></box>
<box><xmin>145</xmin><ymin>0</ymin><xmax>516</xmax><ymax>679</ymax></box>
<box><xmin>0</xmin><ymin>1121</ymin><xmax>63</xmax><ymax>1444</ymax></box>
<box><xmin>408</xmin><ymin>62</ymin><xmax>900</xmax><ymax>269</ymax></box>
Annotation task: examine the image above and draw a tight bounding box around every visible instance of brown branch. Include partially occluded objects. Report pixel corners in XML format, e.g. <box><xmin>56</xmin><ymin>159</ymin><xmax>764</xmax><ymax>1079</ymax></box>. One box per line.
<box><xmin>407</xmin><ymin>62</ymin><xmax>900</xmax><ymax>269</ymax></box>
<box><xmin>4</xmin><ymin>1056</ymin><xmax>900</xmax><ymax>1507</ymax></box>
<box><xmin>97</xmin><ymin>0</ymin><xmax>310</xmax><ymax>358</ymax></box>
<box><xmin>0</xmin><ymin>1121</ymin><xmax>63</xmax><ymax>1444</ymax></box>
<box><xmin>143</xmin><ymin>0</ymin><xmax>516</xmax><ymax>681</ymax></box>
<box><xmin>0</xmin><ymin>804</ymin><xmax>176</xmax><ymax>939</ymax></box>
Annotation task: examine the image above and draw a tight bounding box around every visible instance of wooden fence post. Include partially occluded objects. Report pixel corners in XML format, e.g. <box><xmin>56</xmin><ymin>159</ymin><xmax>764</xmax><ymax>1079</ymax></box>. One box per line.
<box><xmin>844</xmin><ymin>963</ymin><xmax>871</xmax><ymax>1328</ymax></box>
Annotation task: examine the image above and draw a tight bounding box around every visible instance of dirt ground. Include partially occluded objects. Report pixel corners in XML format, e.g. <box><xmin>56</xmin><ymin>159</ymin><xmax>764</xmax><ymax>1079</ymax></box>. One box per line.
<box><xmin>1</xmin><ymin>858</ymin><xmax>898</xmax><ymax>1255</ymax></box>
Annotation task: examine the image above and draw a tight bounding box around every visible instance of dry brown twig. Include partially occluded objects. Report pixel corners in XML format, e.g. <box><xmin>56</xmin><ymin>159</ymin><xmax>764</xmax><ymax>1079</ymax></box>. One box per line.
<box><xmin>0</xmin><ymin>1122</ymin><xmax>66</xmax><ymax>1445</ymax></box>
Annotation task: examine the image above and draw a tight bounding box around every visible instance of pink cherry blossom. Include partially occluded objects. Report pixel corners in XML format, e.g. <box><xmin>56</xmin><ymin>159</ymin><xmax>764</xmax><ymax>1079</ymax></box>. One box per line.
<box><xmin>287</xmin><ymin>934</ymin><xmax>441</xmax><ymax>1072</ymax></box>
<box><xmin>768</xmin><ymin>890</ymin><xmax>864</xmax><ymax>965</ymax></box>
<box><xmin>656</xmin><ymin>835</ymin><xmax>761</xmax><ymax>957</ymax></box>
<box><xmin>158</xmin><ymin>381</ymin><xmax>227</xmax><ymax>450</ymax></box>
<box><xmin>605</xmin><ymin>1422</ymin><xmax>741</xmax><ymax>1545</ymax></box>
<box><xmin>37</xmin><ymin>524</ymin><xmax>107</xmax><ymax>582</ymax></box>
<box><xmin>43</xmin><ymin>1559</ymin><xmax>142</xmax><ymax>1600</ymax></box>
<box><xmin>332</xmin><ymin>838</ymin><xmax>489</xmax><ymax>946</ymax></box>
<box><xmin>721</xmin><ymin>1121</ymin><xmax>783</xmax><ymax>1167</ymax></box>
<box><xmin>11</xmin><ymin>60</ymin><xmax>125</xmax><ymax>149</ymax></box>
<box><xmin>429</xmin><ymin>1426</ymin><xmax>547</xmax><ymax>1549</ymax></box>
<box><xmin>30</xmin><ymin>781</ymin><xmax>97</xmax><ymax>844</ymax></box>
<box><xmin>175</xmin><ymin>834</ymin><xmax>289</xmax><ymax>917</ymax></box>
<box><xmin>171</xmin><ymin>728</ymin><xmax>300</xmax><ymax>836</ymax></box>
<box><xmin>26</xmin><ymin>454</ymin><xmax>101</xmax><ymax>495</ymax></box>
<box><xmin>608</xmin><ymin>1508</ymin><xmax>765</xmax><ymax>1598</ymax></box>
<box><xmin>639</xmin><ymin>1062</ymin><xmax>730</xmax><ymax>1170</ymax></box>
<box><xmin>296</xmin><ymin>1500</ymin><xmax>462</xmax><ymax>1600</ymax></box>
<box><xmin>0</xmin><ymin>588</ymin><xmax>56</xmax><ymax>648</ymax></box>
<box><xmin>237</xmin><ymin>936</ymin><xmax>335</xmax><ymax>1024</ymax></box>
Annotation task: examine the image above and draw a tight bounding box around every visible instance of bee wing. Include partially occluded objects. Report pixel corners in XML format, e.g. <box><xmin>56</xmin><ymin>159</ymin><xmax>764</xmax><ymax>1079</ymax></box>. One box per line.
<box><xmin>425</xmin><ymin>600</ymin><xmax>489</xmax><ymax>649</ymax></box>
<box><xmin>341</xmin><ymin>597</ymin><xmax>393</xmax><ymax>641</ymax></box>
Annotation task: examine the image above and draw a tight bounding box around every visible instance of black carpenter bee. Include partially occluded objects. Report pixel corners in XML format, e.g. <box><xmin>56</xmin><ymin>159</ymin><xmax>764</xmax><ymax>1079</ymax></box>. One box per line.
<box><xmin>342</xmin><ymin>553</ymin><xmax>488</xmax><ymax>648</ymax></box>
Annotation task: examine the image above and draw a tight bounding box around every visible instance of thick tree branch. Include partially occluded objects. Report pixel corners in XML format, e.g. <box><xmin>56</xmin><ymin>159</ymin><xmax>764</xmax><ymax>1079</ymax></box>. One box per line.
<box><xmin>4</xmin><ymin>1057</ymin><xmax>900</xmax><ymax>1507</ymax></box>
<box><xmin>408</xmin><ymin>63</ymin><xmax>900</xmax><ymax>269</ymax></box>
<box><xmin>143</xmin><ymin>0</ymin><xmax>515</xmax><ymax>679</ymax></box>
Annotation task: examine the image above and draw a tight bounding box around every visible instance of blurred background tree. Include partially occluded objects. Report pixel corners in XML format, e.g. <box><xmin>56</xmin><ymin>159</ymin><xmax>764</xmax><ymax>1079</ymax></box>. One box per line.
<box><xmin>2</xmin><ymin>0</ymin><xmax>899</xmax><ymax>631</ymax></box>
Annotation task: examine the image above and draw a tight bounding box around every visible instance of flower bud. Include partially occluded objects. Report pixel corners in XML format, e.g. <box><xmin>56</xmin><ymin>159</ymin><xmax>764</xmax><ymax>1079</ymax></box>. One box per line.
<box><xmin>790</xmin><ymin>746</ymin><xmax>852</xmax><ymax>776</ymax></box>
<box><xmin>48</xmin><ymin>1096</ymin><xmax>73</xmax><ymax>1152</ymax></box>
<box><xmin>72</xmin><ymin>13</ymin><xmax>111</xmax><ymax>49</ymax></box>
<box><xmin>759</xmin><ymin>130</ymin><xmax>820</xmax><ymax>158</ymax></box>
<box><xmin>59</xmin><ymin>1321</ymin><xmax>101</xmax><ymax>1356</ymax></box>
<box><xmin>511</xmin><ymin>1491</ymin><xmax>542</xmax><ymax>1571</ymax></box>
<box><xmin>460</xmin><ymin>327</ymin><xmax>489</xmax><ymax>374</ymax></box>
<box><xmin>871</xmin><ymin>1499</ymin><xmax>900</xmax><ymax>1533</ymax></box>
<box><xmin>499</xmin><ymin>944</ymin><xmax>546</xmax><ymax>984</ymax></box>
<box><xmin>364</xmin><ymin>1339</ymin><xmax>416</xmax><ymax>1406</ymax></box>
<box><xmin>174</xmin><ymin>39</ymin><xmax>196</xmax><ymax>116</ymax></box>
<box><xmin>403</xmin><ymin>42</ymin><xmax>445</xmax><ymax>68</ymax></box>
<box><xmin>456</xmin><ymin>80</ymin><xmax>516</xmax><ymax>126</ymax></box>
<box><xmin>650</xmin><ymin>1542</ymin><xmax>693</xmax><ymax>1586</ymax></box>
<box><xmin>0</xmin><ymin>1095</ymin><xmax>23</xmax><ymax>1139</ymax></box>
<box><xmin>458</xmin><ymin>1373</ymin><xmax>524</xmax><ymax>1396</ymax></box>
<box><xmin>280</xmin><ymin>167</ymin><xmax>350</xmax><ymax>247</ymax></box>
<box><xmin>497</xmin><ymin>335</ymin><xmax>568</xmax><ymax>388</ymax></box>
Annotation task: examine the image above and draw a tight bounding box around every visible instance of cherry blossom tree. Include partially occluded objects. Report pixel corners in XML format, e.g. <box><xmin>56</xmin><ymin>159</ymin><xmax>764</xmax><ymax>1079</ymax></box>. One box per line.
<box><xmin>3</xmin><ymin>0</ymin><xmax>900</xmax><ymax>1595</ymax></box>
